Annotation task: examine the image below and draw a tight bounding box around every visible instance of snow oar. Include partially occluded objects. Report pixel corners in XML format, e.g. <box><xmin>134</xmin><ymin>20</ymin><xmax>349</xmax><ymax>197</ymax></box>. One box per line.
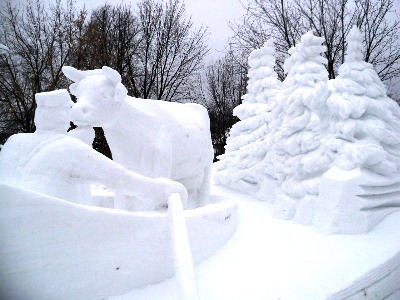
<box><xmin>168</xmin><ymin>193</ymin><xmax>200</xmax><ymax>300</ymax></box>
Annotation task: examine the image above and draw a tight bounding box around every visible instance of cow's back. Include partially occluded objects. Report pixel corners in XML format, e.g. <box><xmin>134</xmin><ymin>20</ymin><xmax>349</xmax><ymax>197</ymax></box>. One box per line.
<box><xmin>112</xmin><ymin>97</ymin><xmax>213</xmax><ymax>180</ymax></box>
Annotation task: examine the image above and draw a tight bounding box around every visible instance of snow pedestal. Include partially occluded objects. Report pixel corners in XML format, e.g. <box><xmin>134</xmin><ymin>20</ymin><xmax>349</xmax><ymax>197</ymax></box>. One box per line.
<box><xmin>314</xmin><ymin>166</ymin><xmax>400</xmax><ymax>234</ymax></box>
<box><xmin>259</xmin><ymin>165</ymin><xmax>400</xmax><ymax>234</ymax></box>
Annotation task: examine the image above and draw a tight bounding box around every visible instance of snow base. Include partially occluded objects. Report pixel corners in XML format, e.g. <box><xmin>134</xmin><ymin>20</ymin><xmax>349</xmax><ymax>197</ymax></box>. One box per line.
<box><xmin>0</xmin><ymin>183</ymin><xmax>237</xmax><ymax>300</ymax></box>
<box><xmin>222</xmin><ymin>166</ymin><xmax>400</xmax><ymax>235</ymax></box>
<box><xmin>111</xmin><ymin>183</ymin><xmax>400</xmax><ymax>299</ymax></box>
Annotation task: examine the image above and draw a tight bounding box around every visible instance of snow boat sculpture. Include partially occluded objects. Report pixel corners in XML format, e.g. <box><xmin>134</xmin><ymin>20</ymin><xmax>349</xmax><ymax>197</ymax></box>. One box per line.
<box><xmin>0</xmin><ymin>89</ymin><xmax>238</xmax><ymax>299</ymax></box>
<box><xmin>215</xmin><ymin>27</ymin><xmax>400</xmax><ymax>234</ymax></box>
<box><xmin>62</xmin><ymin>66</ymin><xmax>214</xmax><ymax>210</ymax></box>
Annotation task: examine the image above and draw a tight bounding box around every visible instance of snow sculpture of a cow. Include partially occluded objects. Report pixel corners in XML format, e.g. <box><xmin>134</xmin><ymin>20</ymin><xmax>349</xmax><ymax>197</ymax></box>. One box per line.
<box><xmin>62</xmin><ymin>66</ymin><xmax>214</xmax><ymax>210</ymax></box>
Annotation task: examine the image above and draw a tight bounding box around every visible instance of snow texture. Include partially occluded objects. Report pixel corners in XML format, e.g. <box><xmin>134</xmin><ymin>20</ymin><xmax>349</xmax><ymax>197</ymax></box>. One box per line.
<box><xmin>0</xmin><ymin>89</ymin><xmax>188</xmax><ymax>210</ymax></box>
<box><xmin>109</xmin><ymin>182</ymin><xmax>400</xmax><ymax>300</ymax></box>
<box><xmin>62</xmin><ymin>66</ymin><xmax>214</xmax><ymax>209</ymax></box>
<box><xmin>0</xmin><ymin>183</ymin><xmax>237</xmax><ymax>300</ymax></box>
<box><xmin>324</xmin><ymin>26</ymin><xmax>400</xmax><ymax>175</ymax></box>
<box><xmin>314</xmin><ymin>166</ymin><xmax>400</xmax><ymax>234</ymax></box>
<box><xmin>214</xmin><ymin>27</ymin><xmax>400</xmax><ymax>232</ymax></box>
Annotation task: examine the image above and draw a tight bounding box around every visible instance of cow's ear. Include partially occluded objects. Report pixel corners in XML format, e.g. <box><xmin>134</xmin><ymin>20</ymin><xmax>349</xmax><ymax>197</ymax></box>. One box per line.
<box><xmin>102</xmin><ymin>66</ymin><xmax>121</xmax><ymax>85</ymax></box>
<box><xmin>62</xmin><ymin>66</ymin><xmax>86</xmax><ymax>83</ymax></box>
<box><xmin>114</xmin><ymin>82</ymin><xmax>128</xmax><ymax>104</ymax></box>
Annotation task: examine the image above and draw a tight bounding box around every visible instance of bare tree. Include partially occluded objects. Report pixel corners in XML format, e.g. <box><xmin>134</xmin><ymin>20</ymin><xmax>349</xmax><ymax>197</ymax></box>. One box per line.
<box><xmin>230</xmin><ymin>0</ymin><xmax>400</xmax><ymax>83</ymax></box>
<box><xmin>0</xmin><ymin>0</ymin><xmax>209</xmax><ymax>153</ymax></box>
<box><xmin>0</xmin><ymin>0</ymin><xmax>86</xmax><ymax>137</ymax></box>
<box><xmin>68</xmin><ymin>1</ymin><xmax>209</xmax><ymax>156</ymax></box>
<box><xmin>73</xmin><ymin>0</ymin><xmax>208</xmax><ymax>102</ymax></box>
<box><xmin>355</xmin><ymin>0</ymin><xmax>400</xmax><ymax>82</ymax></box>
<box><xmin>197</xmin><ymin>53</ymin><xmax>247</xmax><ymax>158</ymax></box>
<box><xmin>134</xmin><ymin>0</ymin><xmax>209</xmax><ymax>101</ymax></box>
<box><xmin>76</xmin><ymin>4</ymin><xmax>142</xmax><ymax>97</ymax></box>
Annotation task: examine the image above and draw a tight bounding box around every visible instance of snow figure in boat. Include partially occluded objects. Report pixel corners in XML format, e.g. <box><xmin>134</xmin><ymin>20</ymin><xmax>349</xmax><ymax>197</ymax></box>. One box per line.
<box><xmin>0</xmin><ymin>89</ymin><xmax>187</xmax><ymax>210</ymax></box>
<box><xmin>263</xmin><ymin>31</ymin><xmax>331</xmax><ymax>221</ymax></box>
<box><xmin>313</xmin><ymin>26</ymin><xmax>400</xmax><ymax>234</ymax></box>
<box><xmin>214</xmin><ymin>39</ymin><xmax>282</xmax><ymax>197</ymax></box>
<box><xmin>62</xmin><ymin>66</ymin><xmax>214</xmax><ymax>209</ymax></box>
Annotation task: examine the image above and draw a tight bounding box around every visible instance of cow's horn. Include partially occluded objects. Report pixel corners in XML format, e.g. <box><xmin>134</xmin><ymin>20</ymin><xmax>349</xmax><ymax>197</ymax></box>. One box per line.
<box><xmin>62</xmin><ymin>66</ymin><xmax>86</xmax><ymax>83</ymax></box>
<box><xmin>102</xmin><ymin>66</ymin><xmax>122</xmax><ymax>85</ymax></box>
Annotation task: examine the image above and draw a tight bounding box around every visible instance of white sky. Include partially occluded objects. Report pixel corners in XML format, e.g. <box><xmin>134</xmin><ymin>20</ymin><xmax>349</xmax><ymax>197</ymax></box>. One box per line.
<box><xmin>76</xmin><ymin>0</ymin><xmax>245</xmax><ymax>59</ymax></box>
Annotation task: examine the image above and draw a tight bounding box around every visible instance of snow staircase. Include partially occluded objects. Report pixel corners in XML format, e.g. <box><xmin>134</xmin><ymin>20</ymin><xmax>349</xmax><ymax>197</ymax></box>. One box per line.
<box><xmin>168</xmin><ymin>193</ymin><xmax>200</xmax><ymax>300</ymax></box>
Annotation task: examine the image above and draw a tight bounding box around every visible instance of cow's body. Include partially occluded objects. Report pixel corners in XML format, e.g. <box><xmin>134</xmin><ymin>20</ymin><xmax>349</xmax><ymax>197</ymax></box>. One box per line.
<box><xmin>63</xmin><ymin>66</ymin><xmax>213</xmax><ymax>208</ymax></box>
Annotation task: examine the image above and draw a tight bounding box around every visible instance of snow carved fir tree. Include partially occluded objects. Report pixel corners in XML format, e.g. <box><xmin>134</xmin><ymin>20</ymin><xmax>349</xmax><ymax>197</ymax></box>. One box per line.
<box><xmin>214</xmin><ymin>39</ymin><xmax>282</xmax><ymax>193</ymax></box>
<box><xmin>325</xmin><ymin>26</ymin><xmax>400</xmax><ymax>175</ymax></box>
<box><xmin>214</xmin><ymin>27</ymin><xmax>400</xmax><ymax>231</ymax></box>
<box><xmin>271</xmin><ymin>31</ymin><xmax>331</xmax><ymax>219</ymax></box>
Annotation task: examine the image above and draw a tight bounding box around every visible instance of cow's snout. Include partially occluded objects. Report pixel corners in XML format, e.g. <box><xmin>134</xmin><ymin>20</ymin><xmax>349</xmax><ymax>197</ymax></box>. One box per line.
<box><xmin>70</xmin><ymin>101</ymin><xmax>96</xmax><ymax>125</ymax></box>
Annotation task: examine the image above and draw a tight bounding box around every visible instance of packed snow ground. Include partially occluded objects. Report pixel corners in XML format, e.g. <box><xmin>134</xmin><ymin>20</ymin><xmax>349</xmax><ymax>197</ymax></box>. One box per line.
<box><xmin>109</xmin><ymin>177</ymin><xmax>400</xmax><ymax>300</ymax></box>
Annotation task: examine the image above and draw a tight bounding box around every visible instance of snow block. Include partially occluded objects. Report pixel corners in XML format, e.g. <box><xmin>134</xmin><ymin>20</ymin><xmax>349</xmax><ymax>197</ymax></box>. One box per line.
<box><xmin>314</xmin><ymin>166</ymin><xmax>400</xmax><ymax>234</ymax></box>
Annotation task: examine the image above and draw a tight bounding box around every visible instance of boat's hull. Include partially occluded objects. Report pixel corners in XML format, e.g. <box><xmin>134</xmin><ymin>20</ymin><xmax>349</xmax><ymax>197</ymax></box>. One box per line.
<box><xmin>0</xmin><ymin>183</ymin><xmax>238</xmax><ymax>300</ymax></box>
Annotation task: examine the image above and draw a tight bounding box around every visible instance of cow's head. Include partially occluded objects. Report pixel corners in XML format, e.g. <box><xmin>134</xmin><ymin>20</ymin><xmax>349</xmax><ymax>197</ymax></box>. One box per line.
<box><xmin>62</xmin><ymin>66</ymin><xmax>128</xmax><ymax>128</ymax></box>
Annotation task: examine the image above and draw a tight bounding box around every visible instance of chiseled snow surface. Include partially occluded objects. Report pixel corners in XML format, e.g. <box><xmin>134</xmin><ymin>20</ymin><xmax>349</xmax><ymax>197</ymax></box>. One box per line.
<box><xmin>110</xmin><ymin>181</ymin><xmax>400</xmax><ymax>300</ymax></box>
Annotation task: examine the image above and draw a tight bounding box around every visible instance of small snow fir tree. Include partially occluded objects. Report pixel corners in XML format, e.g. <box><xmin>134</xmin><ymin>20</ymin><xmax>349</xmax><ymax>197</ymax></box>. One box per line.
<box><xmin>325</xmin><ymin>26</ymin><xmax>400</xmax><ymax>175</ymax></box>
<box><xmin>271</xmin><ymin>31</ymin><xmax>331</xmax><ymax>200</ymax></box>
<box><xmin>214</xmin><ymin>39</ymin><xmax>282</xmax><ymax>189</ymax></box>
